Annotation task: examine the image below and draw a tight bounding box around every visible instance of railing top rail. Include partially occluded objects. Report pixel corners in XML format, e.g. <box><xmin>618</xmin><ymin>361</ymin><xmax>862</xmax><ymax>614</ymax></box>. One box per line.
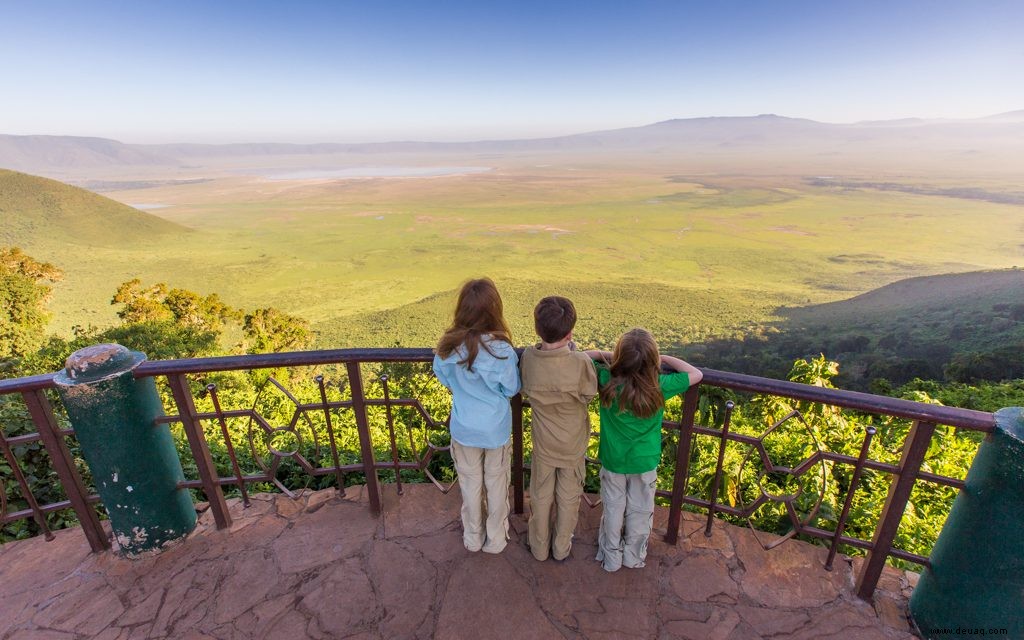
<box><xmin>0</xmin><ymin>349</ymin><xmax>437</xmax><ymax>394</ymax></box>
<box><xmin>0</xmin><ymin>348</ymin><xmax>995</xmax><ymax>431</ymax></box>
<box><xmin>0</xmin><ymin>372</ymin><xmax>59</xmax><ymax>394</ymax></box>
<box><xmin>700</xmin><ymin>368</ymin><xmax>995</xmax><ymax>432</ymax></box>
<box><xmin>134</xmin><ymin>347</ymin><xmax>437</xmax><ymax>376</ymax></box>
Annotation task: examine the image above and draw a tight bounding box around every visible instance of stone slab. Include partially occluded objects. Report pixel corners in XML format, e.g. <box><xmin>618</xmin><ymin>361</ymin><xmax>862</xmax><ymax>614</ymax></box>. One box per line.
<box><xmin>0</xmin><ymin>485</ymin><xmax>915</xmax><ymax>639</ymax></box>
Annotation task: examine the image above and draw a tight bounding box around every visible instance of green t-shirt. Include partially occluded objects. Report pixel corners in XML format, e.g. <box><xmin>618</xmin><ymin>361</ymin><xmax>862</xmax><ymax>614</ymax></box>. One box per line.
<box><xmin>596</xmin><ymin>363</ymin><xmax>692</xmax><ymax>474</ymax></box>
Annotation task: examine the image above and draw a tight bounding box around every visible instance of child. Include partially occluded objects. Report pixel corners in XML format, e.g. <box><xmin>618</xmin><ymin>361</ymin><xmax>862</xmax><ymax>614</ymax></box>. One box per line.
<box><xmin>520</xmin><ymin>296</ymin><xmax>598</xmax><ymax>562</ymax></box>
<box><xmin>433</xmin><ymin>278</ymin><xmax>520</xmax><ymax>554</ymax></box>
<box><xmin>586</xmin><ymin>329</ymin><xmax>702</xmax><ymax>572</ymax></box>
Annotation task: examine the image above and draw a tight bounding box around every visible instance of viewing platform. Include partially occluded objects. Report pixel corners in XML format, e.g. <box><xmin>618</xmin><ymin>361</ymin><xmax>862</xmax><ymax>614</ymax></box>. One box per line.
<box><xmin>0</xmin><ymin>484</ymin><xmax>916</xmax><ymax>639</ymax></box>
<box><xmin>1</xmin><ymin>346</ymin><xmax>1020</xmax><ymax>638</ymax></box>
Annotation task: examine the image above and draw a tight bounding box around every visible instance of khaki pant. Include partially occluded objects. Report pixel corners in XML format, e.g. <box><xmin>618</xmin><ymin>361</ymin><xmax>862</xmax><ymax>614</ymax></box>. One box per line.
<box><xmin>451</xmin><ymin>440</ymin><xmax>511</xmax><ymax>553</ymax></box>
<box><xmin>528</xmin><ymin>457</ymin><xmax>585</xmax><ymax>561</ymax></box>
<box><xmin>596</xmin><ymin>467</ymin><xmax>657</xmax><ymax>572</ymax></box>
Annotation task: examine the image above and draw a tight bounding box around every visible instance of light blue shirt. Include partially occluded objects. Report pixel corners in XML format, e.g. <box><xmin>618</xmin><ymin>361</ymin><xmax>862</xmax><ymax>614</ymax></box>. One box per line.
<box><xmin>432</xmin><ymin>336</ymin><xmax>521</xmax><ymax>449</ymax></box>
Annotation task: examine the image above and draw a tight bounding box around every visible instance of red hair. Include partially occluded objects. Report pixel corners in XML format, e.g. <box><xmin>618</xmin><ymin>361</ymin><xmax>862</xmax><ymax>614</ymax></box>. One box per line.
<box><xmin>436</xmin><ymin>278</ymin><xmax>513</xmax><ymax>371</ymax></box>
<box><xmin>599</xmin><ymin>328</ymin><xmax>663</xmax><ymax>419</ymax></box>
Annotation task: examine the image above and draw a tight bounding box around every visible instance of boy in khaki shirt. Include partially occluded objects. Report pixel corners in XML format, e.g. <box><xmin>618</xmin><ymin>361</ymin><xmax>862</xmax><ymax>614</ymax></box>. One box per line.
<box><xmin>521</xmin><ymin>296</ymin><xmax>599</xmax><ymax>561</ymax></box>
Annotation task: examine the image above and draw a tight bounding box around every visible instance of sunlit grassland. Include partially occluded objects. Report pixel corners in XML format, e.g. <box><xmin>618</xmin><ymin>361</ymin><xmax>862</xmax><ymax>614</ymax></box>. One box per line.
<box><xmin>28</xmin><ymin>166</ymin><xmax>1024</xmax><ymax>349</ymax></box>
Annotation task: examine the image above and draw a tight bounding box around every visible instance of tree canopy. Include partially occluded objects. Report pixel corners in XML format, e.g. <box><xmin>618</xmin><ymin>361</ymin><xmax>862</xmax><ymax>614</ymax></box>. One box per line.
<box><xmin>0</xmin><ymin>246</ymin><xmax>63</xmax><ymax>361</ymax></box>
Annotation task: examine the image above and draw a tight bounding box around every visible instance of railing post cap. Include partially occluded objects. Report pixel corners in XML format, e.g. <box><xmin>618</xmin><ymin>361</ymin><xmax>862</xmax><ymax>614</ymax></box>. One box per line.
<box><xmin>54</xmin><ymin>343</ymin><xmax>146</xmax><ymax>386</ymax></box>
<box><xmin>994</xmin><ymin>407</ymin><xmax>1024</xmax><ymax>444</ymax></box>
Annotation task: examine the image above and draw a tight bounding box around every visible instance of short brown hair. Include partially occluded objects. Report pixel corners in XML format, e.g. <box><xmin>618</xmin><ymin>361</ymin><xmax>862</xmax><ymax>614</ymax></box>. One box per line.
<box><xmin>533</xmin><ymin>296</ymin><xmax>577</xmax><ymax>343</ymax></box>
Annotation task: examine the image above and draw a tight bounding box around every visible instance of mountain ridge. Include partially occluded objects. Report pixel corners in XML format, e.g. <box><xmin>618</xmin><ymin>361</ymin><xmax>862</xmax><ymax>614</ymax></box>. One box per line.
<box><xmin>2</xmin><ymin>110</ymin><xmax>1022</xmax><ymax>175</ymax></box>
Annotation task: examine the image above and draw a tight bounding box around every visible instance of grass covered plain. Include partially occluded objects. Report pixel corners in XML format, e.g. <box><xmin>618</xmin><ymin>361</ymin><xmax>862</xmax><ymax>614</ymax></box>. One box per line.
<box><xmin>8</xmin><ymin>165</ymin><xmax>1024</xmax><ymax>353</ymax></box>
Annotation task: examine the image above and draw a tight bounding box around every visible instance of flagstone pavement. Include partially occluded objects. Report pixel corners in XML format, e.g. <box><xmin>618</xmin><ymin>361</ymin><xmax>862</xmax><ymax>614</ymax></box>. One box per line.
<box><xmin>0</xmin><ymin>484</ymin><xmax>919</xmax><ymax>639</ymax></box>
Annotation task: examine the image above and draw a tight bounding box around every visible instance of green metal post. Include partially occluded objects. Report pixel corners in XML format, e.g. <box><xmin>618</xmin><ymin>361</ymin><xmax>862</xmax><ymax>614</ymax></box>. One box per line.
<box><xmin>55</xmin><ymin>344</ymin><xmax>196</xmax><ymax>554</ymax></box>
<box><xmin>909</xmin><ymin>407</ymin><xmax>1024</xmax><ymax>638</ymax></box>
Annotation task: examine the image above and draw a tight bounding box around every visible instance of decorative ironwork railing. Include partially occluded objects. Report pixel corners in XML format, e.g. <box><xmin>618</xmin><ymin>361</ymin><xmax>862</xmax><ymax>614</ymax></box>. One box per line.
<box><xmin>0</xmin><ymin>348</ymin><xmax>995</xmax><ymax>601</ymax></box>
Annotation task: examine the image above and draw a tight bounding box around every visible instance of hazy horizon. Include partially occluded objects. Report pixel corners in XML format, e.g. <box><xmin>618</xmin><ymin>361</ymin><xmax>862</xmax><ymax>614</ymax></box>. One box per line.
<box><xmin>4</xmin><ymin>110</ymin><xmax>1024</xmax><ymax>148</ymax></box>
<box><xmin>2</xmin><ymin>0</ymin><xmax>1022</xmax><ymax>144</ymax></box>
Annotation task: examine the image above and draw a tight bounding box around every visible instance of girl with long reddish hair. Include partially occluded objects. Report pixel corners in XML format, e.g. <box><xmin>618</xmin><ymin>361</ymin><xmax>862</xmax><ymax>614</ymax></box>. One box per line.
<box><xmin>433</xmin><ymin>278</ymin><xmax>520</xmax><ymax>553</ymax></box>
<box><xmin>586</xmin><ymin>328</ymin><xmax>702</xmax><ymax>572</ymax></box>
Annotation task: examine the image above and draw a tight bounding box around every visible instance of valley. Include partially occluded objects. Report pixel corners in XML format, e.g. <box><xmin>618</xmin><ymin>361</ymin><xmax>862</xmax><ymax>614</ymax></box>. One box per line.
<box><xmin>2</xmin><ymin>114</ymin><xmax>1023</xmax><ymax>380</ymax></box>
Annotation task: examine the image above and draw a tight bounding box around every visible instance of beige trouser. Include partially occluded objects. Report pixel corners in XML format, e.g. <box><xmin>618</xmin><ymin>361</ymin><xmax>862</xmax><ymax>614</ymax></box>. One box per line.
<box><xmin>596</xmin><ymin>467</ymin><xmax>657</xmax><ymax>572</ymax></box>
<box><xmin>451</xmin><ymin>440</ymin><xmax>512</xmax><ymax>553</ymax></box>
<box><xmin>528</xmin><ymin>457</ymin><xmax>585</xmax><ymax>561</ymax></box>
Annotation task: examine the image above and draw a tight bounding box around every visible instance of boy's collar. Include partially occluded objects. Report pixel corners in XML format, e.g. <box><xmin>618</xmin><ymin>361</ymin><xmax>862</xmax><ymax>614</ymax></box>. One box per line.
<box><xmin>538</xmin><ymin>338</ymin><xmax>571</xmax><ymax>351</ymax></box>
<box><xmin>532</xmin><ymin>343</ymin><xmax>571</xmax><ymax>356</ymax></box>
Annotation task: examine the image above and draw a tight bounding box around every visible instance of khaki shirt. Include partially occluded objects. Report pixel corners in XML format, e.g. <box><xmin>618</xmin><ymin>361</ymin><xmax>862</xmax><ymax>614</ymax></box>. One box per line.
<box><xmin>520</xmin><ymin>345</ymin><xmax>599</xmax><ymax>466</ymax></box>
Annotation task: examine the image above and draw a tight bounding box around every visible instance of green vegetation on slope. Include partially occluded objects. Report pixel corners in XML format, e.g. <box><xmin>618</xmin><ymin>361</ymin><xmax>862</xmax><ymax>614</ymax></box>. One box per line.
<box><xmin>693</xmin><ymin>269</ymin><xmax>1024</xmax><ymax>389</ymax></box>
<box><xmin>0</xmin><ymin>168</ymin><xmax>187</xmax><ymax>248</ymax></box>
<box><xmin>0</xmin><ymin>247</ymin><xmax>63</xmax><ymax>360</ymax></box>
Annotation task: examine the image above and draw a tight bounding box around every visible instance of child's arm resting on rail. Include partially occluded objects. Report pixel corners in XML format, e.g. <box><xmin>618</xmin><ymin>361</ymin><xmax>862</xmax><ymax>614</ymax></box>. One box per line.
<box><xmin>584</xmin><ymin>350</ymin><xmax>612</xmax><ymax>365</ymax></box>
<box><xmin>660</xmin><ymin>355</ymin><xmax>703</xmax><ymax>385</ymax></box>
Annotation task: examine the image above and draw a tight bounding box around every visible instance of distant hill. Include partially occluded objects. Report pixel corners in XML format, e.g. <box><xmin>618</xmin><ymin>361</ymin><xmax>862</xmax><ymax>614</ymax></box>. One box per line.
<box><xmin>0</xmin><ymin>135</ymin><xmax>178</xmax><ymax>176</ymax></box>
<box><xmin>783</xmin><ymin>269</ymin><xmax>1024</xmax><ymax>327</ymax></box>
<box><xmin>0</xmin><ymin>169</ymin><xmax>187</xmax><ymax>248</ymax></box>
<box><xmin>980</xmin><ymin>110</ymin><xmax>1024</xmax><ymax>123</ymax></box>
<box><xmin>143</xmin><ymin>113</ymin><xmax>1024</xmax><ymax>156</ymax></box>
<box><xmin>3</xmin><ymin>112</ymin><xmax>1023</xmax><ymax>178</ymax></box>
<box><xmin>698</xmin><ymin>269</ymin><xmax>1024</xmax><ymax>387</ymax></box>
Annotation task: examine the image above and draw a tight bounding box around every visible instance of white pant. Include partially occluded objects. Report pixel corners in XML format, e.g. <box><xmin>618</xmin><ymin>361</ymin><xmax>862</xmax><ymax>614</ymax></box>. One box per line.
<box><xmin>451</xmin><ymin>440</ymin><xmax>512</xmax><ymax>553</ymax></box>
<box><xmin>596</xmin><ymin>467</ymin><xmax>657</xmax><ymax>572</ymax></box>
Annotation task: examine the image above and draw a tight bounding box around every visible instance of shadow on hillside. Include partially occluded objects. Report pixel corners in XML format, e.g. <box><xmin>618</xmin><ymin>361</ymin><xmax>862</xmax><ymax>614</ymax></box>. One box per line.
<box><xmin>679</xmin><ymin>269</ymin><xmax>1024</xmax><ymax>390</ymax></box>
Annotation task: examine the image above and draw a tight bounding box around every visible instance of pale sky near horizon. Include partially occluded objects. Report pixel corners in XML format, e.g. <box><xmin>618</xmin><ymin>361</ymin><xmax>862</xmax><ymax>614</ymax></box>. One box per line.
<box><xmin>2</xmin><ymin>0</ymin><xmax>1022</xmax><ymax>143</ymax></box>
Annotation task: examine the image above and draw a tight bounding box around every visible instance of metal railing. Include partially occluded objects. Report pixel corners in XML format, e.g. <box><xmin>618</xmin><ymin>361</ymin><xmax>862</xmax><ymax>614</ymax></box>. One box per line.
<box><xmin>668</xmin><ymin>368</ymin><xmax>992</xmax><ymax>600</ymax></box>
<box><xmin>0</xmin><ymin>348</ymin><xmax>995</xmax><ymax>601</ymax></box>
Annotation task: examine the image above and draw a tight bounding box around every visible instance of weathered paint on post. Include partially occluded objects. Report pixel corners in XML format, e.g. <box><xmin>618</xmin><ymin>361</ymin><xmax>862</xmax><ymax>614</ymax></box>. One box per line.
<box><xmin>909</xmin><ymin>407</ymin><xmax>1024</xmax><ymax>638</ymax></box>
<box><xmin>55</xmin><ymin>344</ymin><xmax>196</xmax><ymax>554</ymax></box>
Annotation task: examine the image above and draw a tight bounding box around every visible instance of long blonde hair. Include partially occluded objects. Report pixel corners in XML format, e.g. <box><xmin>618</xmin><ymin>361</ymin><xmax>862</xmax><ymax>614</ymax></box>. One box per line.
<box><xmin>436</xmin><ymin>278</ymin><xmax>513</xmax><ymax>372</ymax></box>
<box><xmin>599</xmin><ymin>328</ymin><xmax>663</xmax><ymax>419</ymax></box>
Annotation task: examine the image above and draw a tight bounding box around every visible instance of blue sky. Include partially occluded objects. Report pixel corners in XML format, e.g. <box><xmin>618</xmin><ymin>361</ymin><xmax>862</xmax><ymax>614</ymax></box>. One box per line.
<box><xmin>2</xmin><ymin>0</ymin><xmax>1022</xmax><ymax>143</ymax></box>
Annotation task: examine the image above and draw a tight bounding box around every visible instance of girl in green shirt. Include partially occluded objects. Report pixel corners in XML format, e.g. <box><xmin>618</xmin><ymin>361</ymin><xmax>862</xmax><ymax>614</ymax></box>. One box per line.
<box><xmin>586</xmin><ymin>328</ymin><xmax>702</xmax><ymax>572</ymax></box>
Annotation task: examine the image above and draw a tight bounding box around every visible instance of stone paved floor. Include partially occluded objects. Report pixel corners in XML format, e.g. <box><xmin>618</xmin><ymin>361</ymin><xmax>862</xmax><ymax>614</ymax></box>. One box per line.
<box><xmin>0</xmin><ymin>484</ymin><xmax>918</xmax><ymax>639</ymax></box>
